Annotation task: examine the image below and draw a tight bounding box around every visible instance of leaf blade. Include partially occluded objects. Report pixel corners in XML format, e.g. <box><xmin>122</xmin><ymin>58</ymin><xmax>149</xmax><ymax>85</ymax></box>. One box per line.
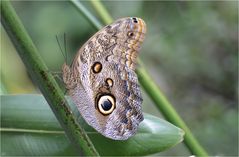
<box><xmin>1</xmin><ymin>94</ymin><xmax>184</xmax><ymax>156</ymax></box>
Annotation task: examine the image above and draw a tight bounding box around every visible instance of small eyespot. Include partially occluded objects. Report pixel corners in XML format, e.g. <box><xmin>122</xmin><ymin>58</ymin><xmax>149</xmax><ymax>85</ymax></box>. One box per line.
<box><xmin>106</xmin><ymin>78</ymin><xmax>113</xmax><ymax>87</ymax></box>
<box><xmin>132</xmin><ymin>17</ymin><xmax>138</xmax><ymax>23</ymax></box>
<box><xmin>92</xmin><ymin>62</ymin><xmax>102</xmax><ymax>73</ymax></box>
<box><xmin>97</xmin><ymin>95</ymin><xmax>115</xmax><ymax>115</ymax></box>
<box><xmin>127</xmin><ymin>31</ymin><xmax>134</xmax><ymax>37</ymax></box>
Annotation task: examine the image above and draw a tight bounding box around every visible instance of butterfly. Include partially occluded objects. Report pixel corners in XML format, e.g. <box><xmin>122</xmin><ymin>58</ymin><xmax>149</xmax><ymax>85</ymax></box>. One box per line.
<box><xmin>62</xmin><ymin>17</ymin><xmax>146</xmax><ymax>140</ymax></box>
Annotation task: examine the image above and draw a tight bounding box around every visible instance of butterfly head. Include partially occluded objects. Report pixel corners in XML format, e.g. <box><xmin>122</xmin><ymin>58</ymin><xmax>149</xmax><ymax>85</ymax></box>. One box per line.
<box><xmin>122</xmin><ymin>17</ymin><xmax>147</xmax><ymax>44</ymax></box>
<box><xmin>128</xmin><ymin>17</ymin><xmax>146</xmax><ymax>34</ymax></box>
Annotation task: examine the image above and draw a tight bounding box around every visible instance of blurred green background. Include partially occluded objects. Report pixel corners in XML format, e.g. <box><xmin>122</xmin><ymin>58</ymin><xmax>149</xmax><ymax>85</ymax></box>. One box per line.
<box><xmin>1</xmin><ymin>1</ymin><xmax>238</xmax><ymax>156</ymax></box>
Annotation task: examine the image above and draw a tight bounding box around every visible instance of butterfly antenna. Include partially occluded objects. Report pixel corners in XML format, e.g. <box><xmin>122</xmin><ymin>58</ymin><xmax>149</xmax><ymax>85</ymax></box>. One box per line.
<box><xmin>64</xmin><ymin>33</ymin><xmax>68</xmax><ymax>65</ymax></box>
<box><xmin>56</xmin><ymin>35</ymin><xmax>66</xmax><ymax>64</ymax></box>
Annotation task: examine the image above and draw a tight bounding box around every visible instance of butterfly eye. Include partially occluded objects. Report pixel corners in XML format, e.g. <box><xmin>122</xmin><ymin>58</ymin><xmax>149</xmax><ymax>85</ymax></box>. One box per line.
<box><xmin>132</xmin><ymin>17</ymin><xmax>138</xmax><ymax>23</ymax></box>
<box><xmin>97</xmin><ymin>95</ymin><xmax>115</xmax><ymax>115</ymax></box>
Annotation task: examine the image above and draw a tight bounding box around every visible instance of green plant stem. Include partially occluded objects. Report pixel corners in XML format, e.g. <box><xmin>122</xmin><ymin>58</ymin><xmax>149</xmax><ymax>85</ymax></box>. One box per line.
<box><xmin>1</xmin><ymin>1</ymin><xmax>99</xmax><ymax>156</ymax></box>
<box><xmin>70</xmin><ymin>0</ymin><xmax>102</xmax><ymax>30</ymax></box>
<box><xmin>89</xmin><ymin>0</ymin><xmax>113</xmax><ymax>25</ymax></box>
<box><xmin>72</xmin><ymin>0</ymin><xmax>208</xmax><ymax>156</ymax></box>
<box><xmin>137</xmin><ymin>61</ymin><xmax>208</xmax><ymax>156</ymax></box>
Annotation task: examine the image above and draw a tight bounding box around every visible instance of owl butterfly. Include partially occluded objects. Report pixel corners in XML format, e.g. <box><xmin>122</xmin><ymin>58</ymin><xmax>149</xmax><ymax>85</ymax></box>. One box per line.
<box><xmin>62</xmin><ymin>17</ymin><xmax>146</xmax><ymax>140</ymax></box>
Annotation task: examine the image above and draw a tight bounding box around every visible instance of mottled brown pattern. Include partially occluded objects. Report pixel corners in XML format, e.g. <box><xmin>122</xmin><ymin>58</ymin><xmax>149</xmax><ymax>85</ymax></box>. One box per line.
<box><xmin>62</xmin><ymin>17</ymin><xmax>146</xmax><ymax>140</ymax></box>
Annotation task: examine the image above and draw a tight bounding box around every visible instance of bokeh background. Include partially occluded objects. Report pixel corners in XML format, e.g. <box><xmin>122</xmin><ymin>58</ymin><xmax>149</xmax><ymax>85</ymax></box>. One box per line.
<box><xmin>1</xmin><ymin>1</ymin><xmax>238</xmax><ymax>156</ymax></box>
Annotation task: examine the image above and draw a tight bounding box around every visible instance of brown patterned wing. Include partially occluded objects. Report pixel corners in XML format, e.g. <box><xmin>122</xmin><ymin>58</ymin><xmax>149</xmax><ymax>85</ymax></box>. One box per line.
<box><xmin>64</xmin><ymin>17</ymin><xmax>146</xmax><ymax>140</ymax></box>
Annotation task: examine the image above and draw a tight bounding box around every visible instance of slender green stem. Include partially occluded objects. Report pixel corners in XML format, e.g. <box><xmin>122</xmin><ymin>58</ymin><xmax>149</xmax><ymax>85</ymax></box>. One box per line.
<box><xmin>72</xmin><ymin>0</ymin><xmax>208</xmax><ymax>156</ymax></box>
<box><xmin>70</xmin><ymin>0</ymin><xmax>102</xmax><ymax>30</ymax></box>
<box><xmin>1</xmin><ymin>1</ymin><xmax>99</xmax><ymax>156</ymax></box>
<box><xmin>89</xmin><ymin>0</ymin><xmax>113</xmax><ymax>25</ymax></box>
<box><xmin>1</xmin><ymin>128</ymin><xmax>64</xmax><ymax>134</ymax></box>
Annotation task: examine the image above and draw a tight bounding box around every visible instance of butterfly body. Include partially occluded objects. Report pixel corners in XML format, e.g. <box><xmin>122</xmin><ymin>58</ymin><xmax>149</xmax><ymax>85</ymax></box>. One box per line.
<box><xmin>63</xmin><ymin>17</ymin><xmax>146</xmax><ymax>140</ymax></box>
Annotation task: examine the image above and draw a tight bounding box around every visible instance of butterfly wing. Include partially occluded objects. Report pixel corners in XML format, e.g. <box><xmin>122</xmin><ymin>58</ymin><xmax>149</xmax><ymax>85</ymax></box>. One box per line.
<box><xmin>68</xmin><ymin>17</ymin><xmax>146</xmax><ymax>140</ymax></box>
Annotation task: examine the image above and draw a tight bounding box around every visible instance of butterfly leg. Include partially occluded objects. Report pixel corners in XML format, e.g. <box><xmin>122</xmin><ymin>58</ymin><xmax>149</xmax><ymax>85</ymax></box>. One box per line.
<box><xmin>62</xmin><ymin>63</ymin><xmax>78</xmax><ymax>90</ymax></box>
<box><xmin>45</xmin><ymin>70</ymin><xmax>62</xmax><ymax>78</ymax></box>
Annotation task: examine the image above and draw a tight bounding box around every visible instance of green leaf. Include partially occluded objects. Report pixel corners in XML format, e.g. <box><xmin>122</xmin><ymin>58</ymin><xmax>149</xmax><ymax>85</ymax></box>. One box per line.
<box><xmin>1</xmin><ymin>94</ymin><xmax>184</xmax><ymax>156</ymax></box>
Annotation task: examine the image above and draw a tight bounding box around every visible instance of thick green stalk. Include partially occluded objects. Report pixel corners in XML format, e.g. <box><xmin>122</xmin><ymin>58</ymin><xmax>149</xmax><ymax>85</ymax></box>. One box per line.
<box><xmin>1</xmin><ymin>1</ymin><xmax>99</xmax><ymax>156</ymax></box>
<box><xmin>72</xmin><ymin>0</ymin><xmax>208</xmax><ymax>156</ymax></box>
<box><xmin>137</xmin><ymin>61</ymin><xmax>208</xmax><ymax>156</ymax></box>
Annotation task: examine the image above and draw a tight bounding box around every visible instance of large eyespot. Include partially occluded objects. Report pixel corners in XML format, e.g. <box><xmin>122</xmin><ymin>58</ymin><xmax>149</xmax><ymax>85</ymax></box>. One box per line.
<box><xmin>92</xmin><ymin>62</ymin><xmax>102</xmax><ymax>73</ymax></box>
<box><xmin>97</xmin><ymin>95</ymin><xmax>115</xmax><ymax>115</ymax></box>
